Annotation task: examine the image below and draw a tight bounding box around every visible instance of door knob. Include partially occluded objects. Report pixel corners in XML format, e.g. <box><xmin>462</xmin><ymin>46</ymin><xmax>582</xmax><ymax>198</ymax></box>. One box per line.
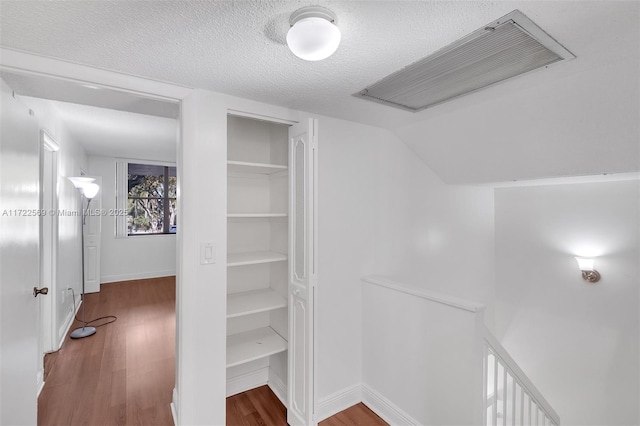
<box><xmin>33</xmin><ymin>287</ymin><xmax>49</xmax><ymax>297</ymax></box>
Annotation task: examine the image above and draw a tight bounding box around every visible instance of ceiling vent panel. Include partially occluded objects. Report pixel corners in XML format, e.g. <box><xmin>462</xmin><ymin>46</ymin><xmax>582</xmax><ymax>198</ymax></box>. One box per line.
<box><xmin>354</xmin><ymin>10</ymin><xmax>575</xmax><ymax>112</ymax></box>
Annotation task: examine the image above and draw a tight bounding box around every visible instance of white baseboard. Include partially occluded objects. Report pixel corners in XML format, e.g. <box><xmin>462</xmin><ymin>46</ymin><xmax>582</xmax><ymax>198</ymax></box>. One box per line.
<box><xmin>57</xmin><ymin>295</ymin><xmax>81</xmax><ymax>349</ymax></box>
<box><xmin>170</xmin><ymin>388</ymin><xmax>178</xmax><ymax>425</ymax></box>
<box><xmin>227</xmin><ymin>367</ymin><xmax>269</xmax><ymax>397</ymax></box>
<box><xmin>101</xmin><ymin>270</ymin><xmax>176</xmax><ymax>284</ymax></box>
<box><xmin>37</xmin><ymin>370</ymin><xmax>45</xmax><ymax>397</ymax></box>
<box><xmin>267</xmin><ymin>368</ymin><xmax>287</xmax><ymax>408</ymax></box>
<box><xmin>361</xmin><ymin>383</ymin><xmax>420</xmax><ymax>426</ymax></box>
<box><xmin>316</xmin><ymin>384</ymin><xmax>362</xmax><ymax>422</ymax></box>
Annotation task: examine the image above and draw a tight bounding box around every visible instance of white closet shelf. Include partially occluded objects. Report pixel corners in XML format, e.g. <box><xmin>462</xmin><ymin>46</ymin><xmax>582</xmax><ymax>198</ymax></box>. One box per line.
<box><xmin>227</xmin><ymin>160</ymin><xmax>288</xmax><ymax>175</ymax></box>
<box><xmin>227</xmin><ymin>327</ymin><xmax>287</xmax><ymax>368</ymax></box>
<box><xmin>227</xmin><ymin>288</ymin><xmax>287</xmax><ymax>319</ymax></box>
<box><xmin>227</xmin><ymin>213</ymin><xmax>287</xmax><ymax>218</ymax></box>
<box><xmin>227</xmin><ymin>251</ymin><xmax>288</xmax><ymax>267</ymax></box>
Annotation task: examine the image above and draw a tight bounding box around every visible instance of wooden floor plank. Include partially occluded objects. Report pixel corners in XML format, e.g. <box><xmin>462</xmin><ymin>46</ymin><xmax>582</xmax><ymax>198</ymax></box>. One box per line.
<box><xmin>40</xmin><ymin>276</ymin><xmax>387</xmax><ymax>426</ymax></box>
<box><xmin>319</xmin><ymin>403</ymin><xmax>388</xmax><ymax>426</ymax></box>
<box><xmin>226</xmin><ymin>386</ymin><xmax>388</xmax><ymax>426</ymax></box>
<box><xmin>38</xmin><ymin>277</ymin><xmax>176</xmax><ymax>426</ymax></box>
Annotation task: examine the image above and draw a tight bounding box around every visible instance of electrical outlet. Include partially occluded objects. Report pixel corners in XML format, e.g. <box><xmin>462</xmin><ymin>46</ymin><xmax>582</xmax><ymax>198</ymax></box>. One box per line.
<box><xmin>61</xmin><ymin>287</ymin><xmax>73</xmax><ymax>305</ymax></box>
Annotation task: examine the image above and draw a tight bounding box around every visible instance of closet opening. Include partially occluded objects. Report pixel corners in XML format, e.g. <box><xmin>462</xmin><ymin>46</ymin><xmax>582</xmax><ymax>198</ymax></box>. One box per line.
<box><xmin>226</xmin><ymin>114</ymin><xmax>291</xmax><ymax>404</ymax></box>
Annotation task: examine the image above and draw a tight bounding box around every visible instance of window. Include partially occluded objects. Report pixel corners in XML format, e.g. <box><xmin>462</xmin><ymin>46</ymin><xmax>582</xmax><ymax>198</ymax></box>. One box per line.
<box><xmin>127</xmin><ymin>163</ymin><xmax>177</xmax><ymax>235</ymax></box>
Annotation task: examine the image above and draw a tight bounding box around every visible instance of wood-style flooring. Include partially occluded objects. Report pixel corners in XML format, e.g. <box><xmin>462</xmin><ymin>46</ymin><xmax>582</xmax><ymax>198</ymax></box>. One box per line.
<box><xmin>39</xmin><ymin>276</ymin><xmax>387</xmax><ymax>426</ymax></box>
<box><xmin>227</xmin><ymin>386</ymin><xmax>388</xmax><ymax>426</ymax></box>
<box><xmin>38</xmin><ymin>277</ymin><xmax>176</xmax><ymax>426</ymax></box>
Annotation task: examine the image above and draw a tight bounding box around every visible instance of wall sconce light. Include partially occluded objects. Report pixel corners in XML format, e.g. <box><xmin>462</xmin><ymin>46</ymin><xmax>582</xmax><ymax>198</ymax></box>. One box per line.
<box><xmin>575</xmin><ymin>257</ymin><xmax>600</xmax><ymax>283</ymax></box>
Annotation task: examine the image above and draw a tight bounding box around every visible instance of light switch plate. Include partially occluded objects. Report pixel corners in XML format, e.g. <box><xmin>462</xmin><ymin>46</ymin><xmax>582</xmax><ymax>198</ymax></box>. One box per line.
<box><xmin>200</xmin><ymin>242</ymin><xmax>215</xmax><ymax>265</ymax></box>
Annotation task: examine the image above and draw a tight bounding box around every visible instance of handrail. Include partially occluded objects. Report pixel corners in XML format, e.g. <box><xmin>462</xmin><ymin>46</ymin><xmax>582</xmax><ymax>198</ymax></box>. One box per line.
<box><xmin>484</xmin><ymin>328</ymin><xmax>560</xmax><ymax>425</ymax></box>
<box><xmin>361</xmin><ymin>275</ymin><xmax>558</xmax><ymax>425</ymax></box>
<box><xmin>361</xmin><ymin>275</ymin><xmax>486</xmax><ymax>313</ymax></box>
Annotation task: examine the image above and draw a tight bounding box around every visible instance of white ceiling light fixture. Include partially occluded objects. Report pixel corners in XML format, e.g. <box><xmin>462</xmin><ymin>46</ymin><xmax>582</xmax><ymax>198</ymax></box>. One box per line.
<box><xmin>287</xmin><ymin>6</ymin><xmax>341</xmax><ymax>61</ymax></box>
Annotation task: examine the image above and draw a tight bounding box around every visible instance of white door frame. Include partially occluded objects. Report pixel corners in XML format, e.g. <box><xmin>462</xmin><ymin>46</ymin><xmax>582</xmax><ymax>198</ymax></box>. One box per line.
<box><xmin>39</xmin><ymin>130</ymin><xmax>60</xmax><ymax>392</ymax></box>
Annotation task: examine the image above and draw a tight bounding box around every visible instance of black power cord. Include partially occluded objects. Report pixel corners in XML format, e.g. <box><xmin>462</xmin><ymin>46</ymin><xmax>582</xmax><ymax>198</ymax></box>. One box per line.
<box><xmin>68</xmin><ymin>288</ymin><xmax>117</xmax><ymax>329</ymax></box>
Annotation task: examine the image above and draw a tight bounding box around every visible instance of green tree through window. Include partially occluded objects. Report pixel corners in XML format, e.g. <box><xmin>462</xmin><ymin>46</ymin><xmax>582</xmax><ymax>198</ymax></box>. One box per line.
<box><xmin>128</xmin><ymin>163</ymin><xmax>177</xmax><ymax>235</ymax></box>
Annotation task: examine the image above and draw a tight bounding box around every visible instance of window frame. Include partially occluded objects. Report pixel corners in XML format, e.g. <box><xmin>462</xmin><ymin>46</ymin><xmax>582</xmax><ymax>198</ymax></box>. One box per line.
<box><xmin>115</xmin><ymin>160</ymin><xmax>177</xmax><ymax>238</ymax></box>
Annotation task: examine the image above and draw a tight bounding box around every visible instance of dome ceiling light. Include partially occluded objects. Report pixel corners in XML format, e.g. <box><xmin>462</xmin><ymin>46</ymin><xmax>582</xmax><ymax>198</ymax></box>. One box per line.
<box><xmin>286</xmin><ymin>6</ymin><xmax>341</xmax><ymax>61</ymax></box>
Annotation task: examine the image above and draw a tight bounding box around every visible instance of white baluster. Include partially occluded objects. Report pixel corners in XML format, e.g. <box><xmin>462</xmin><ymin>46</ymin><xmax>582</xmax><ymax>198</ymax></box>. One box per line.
<box><xmin>520</xmin><ymin>387</ymin><xmax>524</xmax><ymax>426</ymax></box>
<box><xmin>484</xmin><ymin>345</ymin><xmax>489</xmax><ymax>426</ymax></box>
<box><xmin>511</xmin><ymin>375</ymin><xmax>516</xmax><ymax>426</ymax></box>
<box><xmin>503</xmin><ymin>366</ymin><xmax>508</xmax><ymax>426</ymax></box>
<box><xmin>493</xmin><ymin>355</ymin><xmax>499</xmax><ymax>426</ymax></box>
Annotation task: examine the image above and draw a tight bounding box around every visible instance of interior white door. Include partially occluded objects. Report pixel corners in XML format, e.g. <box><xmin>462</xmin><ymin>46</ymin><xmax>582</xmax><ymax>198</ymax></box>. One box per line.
<box><xmin>84</xmin><ymin>176</ymin><xmax>101</xmax><ymax>293</ymax></box>
<box><xmin>288</xmin><ymin>118</ymin><xmax>318</xmax><ymax>426</ymax></box>
<box><xmin>0</xmin><ymin>79</ymin><xmax>40</xmax><ymax>424</ymax></box>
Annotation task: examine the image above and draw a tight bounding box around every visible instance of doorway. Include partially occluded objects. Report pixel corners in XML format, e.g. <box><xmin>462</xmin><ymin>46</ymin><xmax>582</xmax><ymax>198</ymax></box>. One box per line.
<box><xmin>0</xmin><ymin>69</ymin><xmax>181</xmax><ymax>424</ymax></box>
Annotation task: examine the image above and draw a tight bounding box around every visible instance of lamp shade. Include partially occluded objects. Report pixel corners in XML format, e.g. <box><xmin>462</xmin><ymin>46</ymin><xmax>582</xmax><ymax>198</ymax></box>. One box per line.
<box><xmin>68</xmin><ymin>176</ymin><xmax>95</xmax><ymax>188</ymax></box>
<box><xmin>82</xmin><ymin>182</ymin><xmax>100</xmax><ymax>199</ymax></box>
<box><xmin>575</xmin><ymin>257</ymin><xmax>595</xmax><ymax>271</ymax></box>
<box><xmin>287</xmin><ymin>7</ymin><xmax>341</xmax><ymax>61</ymax></box>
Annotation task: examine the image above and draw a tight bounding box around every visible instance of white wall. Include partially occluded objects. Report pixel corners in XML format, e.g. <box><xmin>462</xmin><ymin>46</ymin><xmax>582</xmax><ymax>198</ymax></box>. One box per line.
<box><xmin>87</xmin><ymin>155</ymin><xmax>176</xmax><ymax>283</ymax></box>
<box><xmin>316</xmin><ymin>114</ymin><xmax>495</xmax><ymax>418</ymax></box>
<box><xmin>494</xmin><ymin>180</ymin><xmax>640</xmax><ymax>426</ymax></box>
<box><xmin>175</xmin><ymin>89</ymin><xmax>228</xmax><ymax>425</ymax></box>
<box><xmin>174</xmin><ymin>95</ymin><xmax>489</xmax><ymax>421</ymax></box>
<box><xmin>366</xmin><ymin>137</ymin><xmax>495</xmax><ymax>308</ymax></box>
<box><xmin>363</xmin><ymin>281</ymin><xmax>484</xmax><ymax>425</ymax></box>
<box><xmin>19</xmin><ymin>96</ymin><xmax>87</xmax><ymax>347</ymax></box>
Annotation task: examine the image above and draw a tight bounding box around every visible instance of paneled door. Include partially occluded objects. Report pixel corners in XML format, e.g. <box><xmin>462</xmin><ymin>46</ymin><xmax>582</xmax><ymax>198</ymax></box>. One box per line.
<box><xmin>288</xmin><ymin>118</ymin><xmax>318</xmax><ymax>426</ymax></box>
<box><xmin>0</xmin><ymin>79</ymin><xmax>40</xmax><ymax>424</ymax></box>
<box><xmin>83</xmin><ymin>176</ymin><xmax>101</xmax><ymax>293</ymax></box>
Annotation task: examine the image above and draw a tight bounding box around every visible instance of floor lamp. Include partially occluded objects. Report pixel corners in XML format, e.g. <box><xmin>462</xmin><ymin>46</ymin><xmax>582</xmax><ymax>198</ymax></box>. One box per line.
<box><xmin>68</xmin><ymin>176</ymin><xmax>100</xmax><ymax>339</ymax></box>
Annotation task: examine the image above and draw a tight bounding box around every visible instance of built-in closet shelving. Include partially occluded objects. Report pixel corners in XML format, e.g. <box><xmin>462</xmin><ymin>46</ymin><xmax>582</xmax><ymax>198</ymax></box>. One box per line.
<box><xmin>227</xmin><ymin>251</ymin><xmax>287</xmax><ymax>267</ymax></box>
<box><xmin>226</xmin><ymin>114</ymin><xmax>290</xmax><ymax>397</ymax></box>
<box><xmin>227</xmin><ymin>160</ymin><xmax>287</xmax><ymax>175</ymax></box>
<box><xmin>227</xmin><ymin>288</ymin><xmax>287</xmax><ymax>319</ymax></box>
<box><xmin>227</xmin><ymin>327</ymin><xmax>287</xmax><ymax>368</ymax></box>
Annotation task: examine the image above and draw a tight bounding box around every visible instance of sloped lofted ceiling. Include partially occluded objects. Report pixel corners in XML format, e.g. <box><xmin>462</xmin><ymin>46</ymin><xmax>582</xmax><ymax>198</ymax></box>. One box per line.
<box><xmin>1</xmin><ymin>1</ymin><xmax>637</xmax><ymax>184</ymax></box>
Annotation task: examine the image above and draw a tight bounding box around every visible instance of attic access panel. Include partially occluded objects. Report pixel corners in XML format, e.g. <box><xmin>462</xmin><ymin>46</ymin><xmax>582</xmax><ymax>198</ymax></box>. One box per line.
<box><xmin>354</xmin><ymin>10</ymin><xmax>575</xmax><ymax>112</ymax></box>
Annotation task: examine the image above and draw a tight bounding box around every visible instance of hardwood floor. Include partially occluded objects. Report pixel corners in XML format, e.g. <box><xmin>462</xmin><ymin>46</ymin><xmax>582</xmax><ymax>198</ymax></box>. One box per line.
<box><xmin>38</xmin><ymin>277</ymin><xmax>176</xmax><ymax>426</ymax></box>
<box><xmin>226</xmin><ymin>386</ymin><xmax>388</xmax><ymax>426</ymax></box>
<box><xmin>319</xmin><ymin>403</ymin><xmax>387</xmax><ymax>426</ymax></box>
<box><xmin>39</xmin><ymin>276</ymin><xmax>386</xmax><ymax>426</ymax></box>
<box><xmin>227</xmin><ymin>385</ymin><xmax>286</xmax><ymax>425</ymax></box>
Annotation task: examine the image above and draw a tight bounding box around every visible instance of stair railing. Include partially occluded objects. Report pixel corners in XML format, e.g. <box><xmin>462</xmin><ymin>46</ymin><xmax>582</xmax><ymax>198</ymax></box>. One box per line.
<box><xmin>483</xmin><ymin>329</ymin><xmax>560</xmax><ymax>426</ymax></box>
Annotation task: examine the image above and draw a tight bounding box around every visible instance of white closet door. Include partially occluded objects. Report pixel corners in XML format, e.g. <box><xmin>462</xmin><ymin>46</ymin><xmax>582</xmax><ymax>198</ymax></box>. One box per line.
<box><xmin>288</xmin><ymin>118</ymin><xmax>317</xmax><ymax>426</ymax></box>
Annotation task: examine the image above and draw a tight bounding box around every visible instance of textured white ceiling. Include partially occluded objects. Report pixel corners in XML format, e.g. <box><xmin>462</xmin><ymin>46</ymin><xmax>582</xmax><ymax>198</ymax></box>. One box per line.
<box><xmin>0</xmin><ymin>0</ymin><xmax>584</xmax><ymax>127</ymax></box>
<box><xmin>1</xmin><ymin>1</ymin><xmax>638</xmax><ymax>183</ymax></box>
